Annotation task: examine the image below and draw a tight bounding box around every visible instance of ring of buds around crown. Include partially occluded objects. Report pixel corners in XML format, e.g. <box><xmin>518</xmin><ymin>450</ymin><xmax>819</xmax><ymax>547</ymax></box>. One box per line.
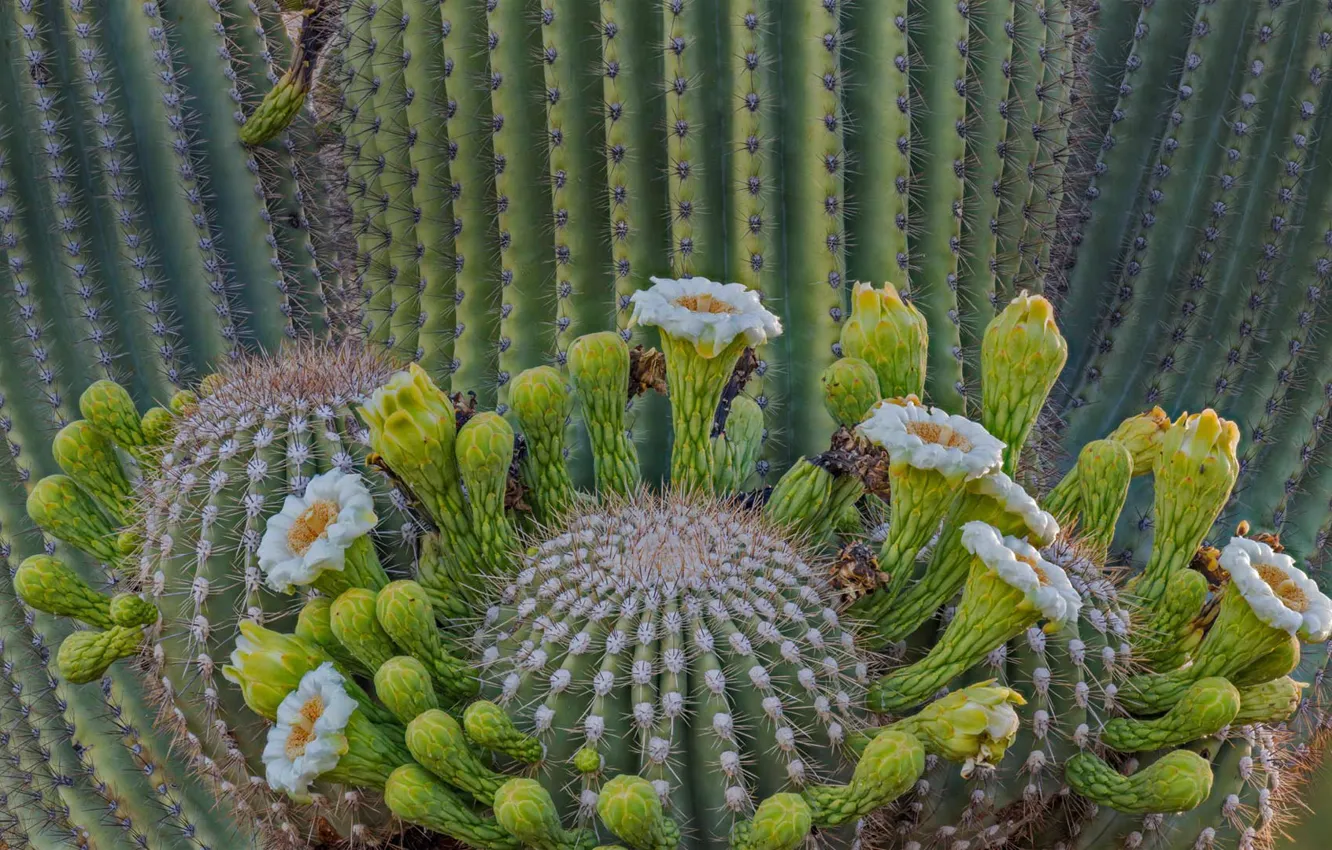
<box><xmin>17</xmin><ymin>280</ymin><xmax>1332</xmax><ymax>850</ymax></box>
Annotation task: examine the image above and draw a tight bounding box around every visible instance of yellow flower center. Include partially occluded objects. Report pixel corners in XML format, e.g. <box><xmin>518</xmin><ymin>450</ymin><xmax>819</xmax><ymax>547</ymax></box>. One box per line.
<box><xmin>1256</xmin><ymin>563</ymin><xmax>1309</xmax><ymax>613</ymax></box>
<box><xmin>904</xmin><ymin>420</ymin><xmax>973</xmax><ymax>451</ymax></box>
<box><xmin>287</xmin><ymin>500</ymin><xmax>339</xmax><ymax>556</ymax></box>
<box><xmin>284</xmin><ymin>696</ymin><xmax>325</xmax><ymax>760</ymax></box>
<box><xmin>1015</xmin><ymin>552</ymin><xmax>1050</xmax><ymax>585</ymax></box>
<box><xmin>673</xmin><ymin>294</ymin><xmax>738</xmax><ymax>314</ymax></box>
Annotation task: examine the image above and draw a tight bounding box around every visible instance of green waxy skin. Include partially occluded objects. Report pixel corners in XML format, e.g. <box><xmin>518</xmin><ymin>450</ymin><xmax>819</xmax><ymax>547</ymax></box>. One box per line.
<box><xmin>711</xmin><ymin>395</ymin><xmax>764</xmax><ymax>493</ymax></box>
<box><xmin>463</xmin><ymin>700</ymin><xmax>544</xmax><ymax>764</ymax></box>
<box><xmin>762</xmin><ymin>458</ymin><xmax>832</xmax><ymax>534</ymax></box>
<box><xmin>980</xmin><ymin>294</ymin><xmax>1067</xmax><ymax>476</ymax></box>
<box><xmin>375</xmin><ymin>580</ymin><xmax>479</xmax><ymax>701</ymax></box>
<box><xmin>1064</xmin><ymin>750</ymin><xmax>1214</xmax><ymax>816</ymax></box>
<box><xmin>374</xmin><ymin>656</ymin><xmax>440</xmax><ymax>725</ymax></box>
<box><xmin>77</xmin><ymin>380</ymin><xmax>143</xmax><ymax>455</ymax></box>
<box><xmin>801</xmin><ymin>730</ymin><xmax>924</xmax><ymax>827</ymax></box>
<box><xmin>57</xmin><ymin>625</ymin><xmax>142</xmax><ymax>684</ymax></box>
<box><xmin>107</xmin><ymin>594</ymin><xmax>157</xmax><ymax>628</ymax></box>
<box><xmin>13</xmin><ymin>555</ymin><xmax>114</xmax><ymax>630</ymax></box>
<box><xmin>1135</xmin><ymin>568</ymin><xmax>1208</xmax><ymax>672</ymax></box>
<box><xmin>510</xmin><ymin>366</ymin><xmax>577</xmax><ymax>523</ymax></box>
<box><xmin>659</xmin><ymin>334</ymin><xmax>749</xmax><ymax>493</ymax></box>
<box><xmin>494</xmin><ymin>778</ymin><xmax>594</xmax><ymax>850</ymax></box>
<box><xmin>597</xmin><ymin>774</ymin><xmax>681</xmax><ymax>850</ymax></box>
<box><xmin>729</xmin><ymin>794</ymin><xmax>813</xmax><ymax>850</ymax></box>
<box><xmin>296</xmin><ymin>596</ymin><xmax>366</xmax><ymax>673</ymax></box>
<box><xmin>407</xmin><ymin>708</ymin><xmax>507</xmax><ymax>805</ymax></box>
<box><xmin>1072</xmin><ymin>440</ymin><xmax>1134</xmax><ymax>560</ymax></box>
<box><xmin>385</xmin><ymin>764</ymin><xmax>521</xmax><ymax>850</ymax></box>
<box><xmin>568</xmin><ymin>333</ymin><xmax>639</xmax><ymax>496</ymax></box>
<box><xmin>1100</xmin><ymin>677</ymin><xmax>1240</xmax><ymax>752</ymax></box>
<box><xmin>239</xmin><ymin>60</ymin><xmax>309</xmax><ymax>146</ymax></box>
<box><xmin>820</xmin><ymin>358</ymin><xmax>882</xmax><ymax>428</ymax></box>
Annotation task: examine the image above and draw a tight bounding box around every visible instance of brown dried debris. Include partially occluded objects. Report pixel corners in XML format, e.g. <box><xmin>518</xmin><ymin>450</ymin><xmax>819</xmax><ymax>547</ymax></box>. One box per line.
<box><xmin>628</xmin><ymin>346</ymin><xmax>669</xmax><ymax>398</ymax></box>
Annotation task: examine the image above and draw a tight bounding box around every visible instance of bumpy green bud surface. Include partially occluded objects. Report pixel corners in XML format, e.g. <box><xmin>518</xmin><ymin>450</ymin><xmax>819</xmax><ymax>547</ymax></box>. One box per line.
<box><xmin>14</xmin><ymin>554</ymin><xmax>114</xmax><ymax>629</ymax></box>
<box><xmin>331</xmin><ymin>587</ymin><xmax>398</xmax><ymax>673</ymax></box>
<box><xmin>1101</xmin><ymin>677</ymin><xmax>1240</xmax><ymax>752</ymax></box>
<box><xmin>840</xmin><ymin>281</ymin><xmax>928</xmax><ymax>400</ymax></box>
<box><xmin>52</xmin><ymin>419</ymin><xmax>133</xmax><ymax>524</ymax></box>
<box><xmin>763</xmin><ymin>458</ymin><xmax>833</xmax><ymax>533</ymax></box>
<box><xmin>802</xmin><ymin>730</ymin><xmax>924</xmax><ymax>827</ymax></box>
<box><xmin>1233</xmin><ymin>676</ymin><xmax>1303</xmax><ymax>724</ymax></box>
<box><xmin>463</xmin><ymin>700</ymin><xmax>544</xmax><ymax>763</ymax></box>
<box><xmin>139</xmin><ymin>405</ymin><xmax>175</xmax><ymax>446</ymax></box>
<box><xmin>888</xmin><ymin>682</ymin><xmax>1025</xmax><ymax>773</ymax></box>
<box><xmin>493</xmin><ymin>778</ymin><xmax>592</xmax><ymax>850</ymax></box>
<box><xmin>169</xmin><ymin>389</ymin><xmax>197</xmax><ymax>413</ymax></box>
<box><xmin>78</xmin><ymin>379</ymin><xmax>145</xmax><ymax>451</ymax></box>
<box><xmin>1073</xmin><ymin>439</ymin><xmax>1133</xmax><ymax>558</ymax></box>
<box><xmin>573</xmin><ymin>746</ymin><xmax>601</xmax><ymax>775</ymax></box>
<box><xmin>295</xmin><ymin>596</ymin><xmax>364</xmax><ymax>672</ymax></box>
<box><xmin>820</xmin><ymin>357</ymin><xmax>882</xmax><ymax>427</ymax></box>
<box><xmin>981</xmin><ymin>292</ymin><xmax>1067</xmax><ymax>475</ymax></box>
<box><xmin>597</xmin><ymin>774</ymin><xmax>681</xmax><ymax>850</ymax></box>
<box><xmin>712</xmin><ymin>395</ymin><xmax>764</xmax><ymax>492</ymax></box>
<box><xmin>385</xmin><ymin>764</ymin><xmax>520</xmax><ymax>850</ymax></box>
<box><xmin>57</xmin><ymin>625</ymin><xmax>141</xmax><ymax>684</ymax></box>
<box><xmin>26</xmin><ymin>474</ymin><xmax>120</xmax><ymax>562</ymax></box>
<box><xmin>1137</xmin><ymin>568</ymin><xmax>1208</xmax><ymax>670</ymax></box>
<box><xmin>107</xmin><ymin>593</ymin><xmax>158</xmax><ymax>628</ymax></box>
<box><xmin>455</xmin><ymin>412</ymin><xmax>516</xmax><ymax>568</ymax></box>
<box><xmin>375</xmin><ymin>580</ymin><xmax>478</xmax><ymax>700</ymax></box>
<box><xmin>1109</xmin><ymin>406</ymin><xmax>1173</xmax><ymax>475</ymax></box>
<box><xmin>374</xmin><ymin>656</ymin><xmax>439</xmax><ymax>724</ymax></box>
<box><xmin>222</xmin><ymin>620</ymin><xmax>327</xmax><ymax>720</ymax></box>
<box><xmin>407</xmin><ymin>709</ymin><xmax>507</xmax><ymax>805</ymax></box>
<box><xmin>509</xmin><ymin>365</ymin><xmax>576</xmax><ymax>522</ymax></box>
<box><xmin>729</xmin><ymin>793</ymin><xmax>813</xmax><ymax>850</ymax></box>
<box><xmin>567</xmin><ymin>332</ymin><xmax>639</xmax><ymax>496</ymax></box>
<box><xmin>240</xmin><ymin>58</ymin><xmax>310</xmax><ymax>145</ymax></box>
<box><xmin>1064</xmin><ymin>750</ymin><xmax>1214</xmax><ymax>815</ymax></box>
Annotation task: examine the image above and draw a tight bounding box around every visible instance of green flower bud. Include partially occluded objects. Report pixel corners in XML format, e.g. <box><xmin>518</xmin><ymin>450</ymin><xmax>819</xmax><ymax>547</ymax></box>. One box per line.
<box><xmin>295</xmin><ymin>596</ymin><xmax>365</xmax><ymax>673</ymax></box>
<box><xmin>108</xmin><ymin>594</ymin><xmax>158</xmax><ymax>628</ymax></box>
<box><xmin>240</xmin><ymin>57</ymin><xmax>311</xmax><ymax>146</ymax></box>
<box><xmin>13</xmin><ymin>555</ymin><xmax>113</xmax><ymax>629</ymax></box>
<box><xmin>890</xmin><ymin>682</ymin><xmax>1026</xmax><ymax>776</ymax></box>
<box><xmin>573</xmin><ymin>746</ymin><xmax>601</xmax><ymax>775</ymax></box>
<box><xmin>568</xmin><ymin>332</ymin><xmax>639</xmax><ymax>497</ymax></box>
<box><xmin>52</xmin><ymin>420</ymin><xmax>133</xmax><ymax>524</ymax></box>
<box><xmin>730</xmin><ymin>793</ymin><xmax>813</xmax><ymax>850</ymax></box>
<box><xmin>820</xmin><ymin>357</ymin><xmax>882</xmax><ymax>427</ymax></box>
<box><xmin>840</xmin><ymin>281</ymin><xmax>928</xmax><ymax>400</ymax></box>
<box><xmin>1065</xmin><ymin>750</ymin><xmax>1213</xmax><ymax>815</ymax></box>
<box><xmin>805</xmin><ymin>730</ymin><xmax>925</xmax><ymax>826</ymax></box>
<box><xmin>221</xmin><ymin>620</ymin><xmax>327</xmax><ymax>720</ymax></box>
<box><xmin>493</xmin><ymin>777</ymin><xmax>590</xmax><ymax>850</ymax></box>
<box><xmin>78</xmin><ymin>380</ymin><xmax>145</xmax><ymax>450</ymax></box>
<box><xmin>374</xmin><ymin>656</ymin><xmax>439</xmax><ymax>726</ymax></box>
<box><xmin>463</xmin><ymin>700</ymin><xmax>544</xmax><ymax>764</ymax></box>
<box><xmin>169</xmin><ymin>389</ymin><xmax>198</xmax><ymax>414</ymax></box>
<box><xmin>140</xmin><ymin>407</ymin><xmax>175</xmax><ymax>446</ymax></box>
<box><xmin>597</xmin><ymin>774</ymin><xmax>681</xmax><ymax>850</ymax></box>
<box><xmin>1107</xmin><ymin>406</ymin><xmax>1172</xmax><ymax>475</ymax></box>
<box><xmin>509</xmin><ymin>365</ymin><xmax>575</xmax><ymax>522</ymax></box>
<box><xmin>57</xmin><ymin>626</ymin><xmax>142</xmax><ymax>684</ymax></box>
<box><xmin>981</xmin><ymin>292</ymin><xmax>1067</xmax><ymax>475</ymax></box>
<box><xmin>26</xmin><ymin>475</ymin><xmax>120</xmax><ymax>563</ymax></box>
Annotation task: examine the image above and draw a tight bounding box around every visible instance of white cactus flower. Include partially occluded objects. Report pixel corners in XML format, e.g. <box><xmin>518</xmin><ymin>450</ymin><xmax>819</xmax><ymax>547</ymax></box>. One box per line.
<box><xmin>970</xmin><ymin>470</ymin><xmax>1061</xmax><ymax>545</ymax></box>
<box><xmin>263</xmin><ymin>662</ymin><xmax>356</xmax><ymax>796</ymax></box>
<box><xmin>1219</xmin><ymin>537</ymin><xmax>1332</xmax><ymax>642</ymax></box>
<box><xmin>961</xmin><ymin>522</ymin><xmax>1082</xmax><ymax>628</ymax></box>
<box><xmin>858</xmin><ymin>401</ymin><xmax>1005</xmax><ymax>481</ymax></box>
<box><xmin>629</xmin><ymin>276</ymin><xmax>783</xmax><ymax>357</ymax></box>
<box><xmin>257</xmin><ymin>469</ymin><xmax>377</xmax><ymax>592</ymax></box>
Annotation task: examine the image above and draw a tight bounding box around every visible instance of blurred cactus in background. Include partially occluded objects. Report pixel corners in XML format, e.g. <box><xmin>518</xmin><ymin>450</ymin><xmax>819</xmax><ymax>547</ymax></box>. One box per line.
<box><xmin>3</xmin><ymin>0</ymin><xmax>1332</xmax><ymax>848</ymax></box>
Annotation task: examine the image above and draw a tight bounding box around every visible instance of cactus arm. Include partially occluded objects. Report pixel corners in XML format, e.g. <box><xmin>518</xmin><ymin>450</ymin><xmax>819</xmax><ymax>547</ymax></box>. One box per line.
<box><xmin>386</xmin><ymin>764</ymin><xmax>522</xmax><ymax>850</ymax></box>
<box><xmin>463</xmin><ymin>700</ymin><xmax>544</xmax><ymax>764</ymax></box>
<box><xmin>569</xmin><ymin>333</ymin><xmax>640</xmax><ymax>497</ymax></box>
<box><xmin>375</xmin><ymin>580</ymin><xmax>479</xmax><ymax>700</ymax></box>
<box><xmin>729</xmin><ymin>793</ymin><xmax>813</xmax><ymax>850</ymax></box>
<box><xmin>406</xmin><ymin>708</ymin><xmax>507</xmax><ymax>805</ymax></box>
<box><xmin>727</xmin><ymin>1</ymin><xmax>767</xmax><ymax>295</ymax></box>
<box><xmin>1065</xmin><ymin>750</ymin><xmax>1213</xmax><ymax>816</ymax></box>
<box><xmin>488</xmin><ymin>0</ymin><xmax>555</xmax><ymax>405</ymax></box>
<box><xmin>662</xmin><ymin>0</ymin><xmax>705</xmax><ymax>277</ymax></box>
<box><xmin>911</xmin><ymin>0</ymin><xmax>967</xmax><ymax>412</ymax></box>
<box><xmin>1100</xmin><ymin>677</ymin><xmax>1240</xmax><ymax>752</ymax></box>
<box><xmin>438</xmin><ymin>0</ymin><xmax>500</xmax><ymax>404</ymax></box>
<box><xmin>778</xmin><ymin>0</ymin><xmax>844</xmax><ymax>457</ymax></box>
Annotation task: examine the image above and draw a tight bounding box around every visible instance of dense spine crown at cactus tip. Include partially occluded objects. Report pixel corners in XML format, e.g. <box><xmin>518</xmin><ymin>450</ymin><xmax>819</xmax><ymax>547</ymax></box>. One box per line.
<box><xmin>16</xmin><ymin>273</ymin><xmax>1332</xmax><ymax>850</ymax></box>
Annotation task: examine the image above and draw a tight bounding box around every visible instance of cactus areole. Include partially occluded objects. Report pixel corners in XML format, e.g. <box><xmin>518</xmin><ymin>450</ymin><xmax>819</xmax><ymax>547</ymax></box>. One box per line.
<box><xmin>17</xmin><ymin>275</ymin><xmax>1331</xmax><ymax>850</ymax></box>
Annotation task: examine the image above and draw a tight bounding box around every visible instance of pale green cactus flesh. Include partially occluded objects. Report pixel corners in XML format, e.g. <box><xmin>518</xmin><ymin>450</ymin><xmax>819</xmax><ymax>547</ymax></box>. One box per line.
<box><xmin>3</xmin><ymin>2</ymin><xmax>1332</xmax><ymax>850</ymax></box>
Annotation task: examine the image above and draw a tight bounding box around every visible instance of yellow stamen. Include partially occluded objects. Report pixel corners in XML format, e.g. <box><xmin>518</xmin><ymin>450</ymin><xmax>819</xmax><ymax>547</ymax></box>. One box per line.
<box><xmin>1256</xmin><ymin>563</ymin><xmax>1309</xmax><ymax>612</ymax></box>
<box><xmin>674</xmin><ymin>294</ymin><xmax>738</xmax><ymax>314</ymax></box>
<box><xmin>284</xmin><ymin>696</ymin><xmax>325</xmax><ymax>760</ymax></box>
<box><xmin>1015</xmin><ymin>552</ymin><xmax>1050</xmax><ymax>585</ymax></box>
<box><xmin>904</xmin><ymin>421</ymin><xmax>973</xmax><ymax>451</ymax></box>
<box><xmin>287</xmin><ymin>500</ymin><xmax>339</xmax><ymax>556</ymax></box>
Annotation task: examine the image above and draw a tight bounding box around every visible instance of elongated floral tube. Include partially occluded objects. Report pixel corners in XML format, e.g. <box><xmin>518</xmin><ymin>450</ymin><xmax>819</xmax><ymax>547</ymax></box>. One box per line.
<box><xmin>374</xmin><ymin>656</ymin><xmax>439</xmax><ymax>725</ymax></box>
<box><xmin>763</xmin><ymin>459</ymin><xmax>833</xmax><ymax>534</ymax></box>
<box><xmin>865</xmin><ymin>470</ymin><xmax>1058</xmax><ymax>642</ymax></box>
<box><xmin>385</xmin><ymin>765</ymin><xmax>521</xmax><ymax>850</ymax></box>
<box><xmin>330</xmin><ymin>588</ymin><xmax>399</xmax><ymax>673</ymax></box>
<box><xmin>416</xmin><ymin>532</ymin><xmax>473</xmax><ymax>620</ymax></box>
<box><xmin>359</xmin><ymin>364</ymin><xmax>483</xmax><ymax>576</ymax></box>
<box><xmin>1130</xmin><ymin>411</ymin><xmax>1239</xmax><ymax>610</ymax></box>
<box><xmin>724</xmin><ymin>795</ymin><xmax>810</xmax><ymax>850</ymax></box>
<box><xmin>1122</xmin><ymin>540</ymin><xmax>1332</xmax><ymax>713</ymax></box>
<box><xmin>1231</xmin><ymin>633</ymin><xmax>1300</xmax><ymax>686</ymax></box>
<box><xmin>1233</xmin><ymin>676</ymin><xmax>1303</xmax><ymax>725</ymax></box>
<box><xmin>407</xmin><ymin>709</ymin><xmax>507</xmax><ymax>805</ymax></box>
<box><xmin>1066</xmin><ymin>750</ymin><xmax>1213</xmax><ymax>815</ymax></box>
<box><xmin>52</xmin><ymin>419</ymin><xmax>133</xmax><ymax>525</ymax></box>
<box><xmin>1044</xmin><ymin>406</ymin><xmax>1169</xmax><ymax>519</ymax></box>
<box><xmin>455</xmin><ymin>412</ymin><xmax>517</xmax><ymax>573</ymax></box>
<box><xmin>375</xmin><ymin>580</ymin><xmax>479</xmax><ymax>700</ymax></box>
<box><xmin>14</xmin><ymin>554</ymin><xmax>114</xmax><ymax>629</ymax></box>
<box><xmin>869</xmin><ymin>524</ymin><xmax>1080</xmax><ymax>713</ymax></box>
<box><xmin>493</xmin><ymin>778</ymin><xmax>593</xmax><ymax>850</ymax></box>
<box><xmin>463</xmin><ymin>700</ymin><xmax>544</xmax><ymax>764</ymax></box>
<box><xmin>854</xmin><ymin>401</ymin><xmax>1005</xmax><ymax>608</ymax></box>
<box><xmin>1101</xmin><ymin>677</ymin><xmax>1240</xmax><ymax>752</ymax></box>
<box><xmin>821</xmin><ymin>356</ymin><xmax>882</xmax><ymax>427</ymax></box>
<box><xmin>597</xmin><ymin>774</ymin><xmax>681</xmax><ymax>850</ymax></box>
<box><xmin>1136</xmin><ymin>568</ymin><xmax>1208</xmax><ymax>671</ymax></box>
<box><xmin>882</xmin><ymin>682</ymin><xmax>1025</xmax><ymax>776</ymax></box>
<box><xmin>509</xmin><ymin>365</ymin><xmax>576</xmax><ymax>522</ymax></box>
<box><xmin>981</xmin><ymin>293</ymin><xmax>1067</xmax><ymax>476</ymax></box>
<box><xmin>801</xmin><ymin>729</ymin><xmax>924</xmax><ymax>826</ymax></box>
<box><xmin>27</xmin><ymin>474</ymin><xmax>120</xmax><ymax>563</ymax></box>
<box><xmin>568</xmin><ymin>332</ymin><xmax>639</xmax><ymax>497</ymax></box>
<box><xmin>57</xmin><ymin>625</ymin><xmax>141</xmax><ymax>684</ymax></box>
<box><xmin>839</xmin><ymin>281</ymin><xmax>928</xmax><ymax>400</ymax></box>
<box><xmin>630</xmin><ymin>276</ymin><xmax>781</xmax><ymax>493</ymax></box>
<box><xmin>1073</xmin><ymin>439</ymin><xmax>1132</xmax><ymax>559</ymax></box>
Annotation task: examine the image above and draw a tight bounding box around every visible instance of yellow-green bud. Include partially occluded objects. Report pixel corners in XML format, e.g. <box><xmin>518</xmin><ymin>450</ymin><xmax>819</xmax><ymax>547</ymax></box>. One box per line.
<box><xmin>455</xmin><ymin>412</ymin><xmax>515</xmax><ymax>488</ymax></box>
<box><xmin>14</xmin><ymin>555</ymin><xmax>114</xmax><ymax>629</ymax></box>
<box><xmin>57</xmin><ymin>626</ymin><xmax>142</xmax><ymax>684</ymax></box>
<box><xmin>78</xmin><ymin>380</ymin><xmax>145</xmax><ymax>449</ymax></box>
<box><xmin>840</xmin><ymin>281</ymin><xmax>928</xmax><ymax>400</ymax></box>
<box><xmin>981</xmin><ymin>293</ymin><xmax>1067</xmax><ymax>475</ymax></box>
<box><xmin>573</xmin><ymin>746</ymin><xmax>601</xmax><ymax>775</ymax></box>
<box><xmin>26</xmin><ymin>475</ymin><xmax>119</xmax><ymax>563</ymax></box>
<box><xmin>1107</xmin><ymin>406</ymin><xmax>1171</xmax><ymax>475</ymax></box>
<box><xmin>52</xmin><ymin>420</ymin><xmax>133</xmax><ymax>522</ymax></box>
<box><xmin>140</xmin><ymin>407</ymin><xmax>175</xmax><ymax>446</ymax></box>
<box><xmin>169</xmin><ymin>390</ymin><xmax>197</xmax><ymax>414</ymax></box>
<box><xmin>221</xmin><ymin>620</ymin><xmax>327</xmax><ymax>720</ymax></box>
<box><xmin>374</xmin><ymin>656</ymin><xmax>438</xmax><ymax>725</ymax></box>
<box><xmin>891</xmin><ymin>682</ymin><xmax>1026</xmax><ymax>776</ymax></box>
<box><xmin>108</xmin><ymin>594</ymin><xmax>158</xmax><ymax>628</ymax></box>
<box><xmin>730</xmin><ymin>794</ymin><xmax>813</xmax><ymax>850</ymax></box>
<box><xmin>821</xmin><ymin>357</ymin><xmax>882</xmax><ymax>427</ymax></box>
<box><xmin>597</xmin><ymin>774</ymin><xmax>681</xmax><ymax>850</ymax></box>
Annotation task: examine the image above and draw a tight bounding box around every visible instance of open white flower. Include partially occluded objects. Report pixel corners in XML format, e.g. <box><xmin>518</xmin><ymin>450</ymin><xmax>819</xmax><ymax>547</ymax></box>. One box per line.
<box><xmin>961</xmin><ymin>522</ymin><xmax>1082</xmax><ymax>627</ymax></box>
<box><xmin>629</xmin><ymin>276</ymin><xmax>783</xmax><ymax>358</ymax></box>
<box><xmin>263</xmin><ymin>662</ymin><xmax>356</xmax><ymax>796</ymax></box>
<box><xmin>970</xmin><ymin>471</ymin><xmax>1060</xmax><ymax>546</ymax></box>
<box><xmin>257</xmin><ymin>469</ymin><xmax>377</xmax><ymax>592</ymax></box>
<box><xmin>1219</xmin><ymin>537</ymin><xmax>1332</xmax><ymax>642</ymax></box>
<box><xmin>858</xmin><ymin>401</ymin><xmax>1005</xmax><ymax>481</ymax></box>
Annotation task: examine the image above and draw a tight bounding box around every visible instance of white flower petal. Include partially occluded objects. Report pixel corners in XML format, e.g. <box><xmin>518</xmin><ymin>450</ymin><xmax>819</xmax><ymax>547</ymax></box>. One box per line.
<box><xmin>969</xmin><ymin>471</ymin><xmax>1059</xmax><ymax>544</ymax></box>
<box><xmin>256</xmin><ymin>470</ymin><xmax>377</xmax><ymax>592</ymax></box>
<box><xmin>264</xmin><ymin>663</ymin><xmax>356</xmax><ymax>797</ymax></box>
<box><xmin>857</xmin><ymin>402</ymin><xmax>1004</xmax><ymax>481</ymax></box>
<box><xmin>629</xmin><ymin>276</ymin><xmax>782</xmax><ymax>355</ymax></box>
<box><xmin>1219</xmin><ymin>537</ymin><xmax>1332</xmax><ymax>641</ymax></box>
<box><xmin>961</xmin><ymin>522</ymin><xmax>1081</xmax><ymax>627</ymax></box>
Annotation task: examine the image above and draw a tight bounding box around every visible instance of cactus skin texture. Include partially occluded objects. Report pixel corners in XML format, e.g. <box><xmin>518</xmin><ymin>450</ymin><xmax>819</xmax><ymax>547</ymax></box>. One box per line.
<box><xmin>4</xmin><ymin>1</ymin><xmax>1332</xmax><ymax>849</ymax></box>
